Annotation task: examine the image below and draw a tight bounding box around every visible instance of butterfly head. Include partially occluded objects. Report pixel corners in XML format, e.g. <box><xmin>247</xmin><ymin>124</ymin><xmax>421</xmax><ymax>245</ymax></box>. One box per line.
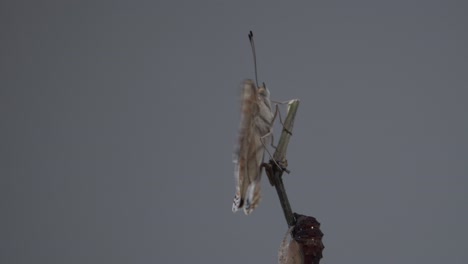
<box><xmin>257</xmin><ymin>82</ymin><xmax>270</xmax><ymax>98</ymax></box>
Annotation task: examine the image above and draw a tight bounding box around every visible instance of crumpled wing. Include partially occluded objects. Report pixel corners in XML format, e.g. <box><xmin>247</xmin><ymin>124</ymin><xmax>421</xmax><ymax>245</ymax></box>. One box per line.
<box><xmin>232</xmin><ymin>80</ymin><xmax>265</xmax><ymax>215</ymax></box>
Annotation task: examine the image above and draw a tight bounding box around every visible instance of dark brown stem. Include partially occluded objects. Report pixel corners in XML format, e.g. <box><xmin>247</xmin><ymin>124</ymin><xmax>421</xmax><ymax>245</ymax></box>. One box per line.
<box><xmin>268</xmin><ymin>99</ymin><xmax>300</xmax><ymax>227</ymax></box>
<box><xmin>266</xmin><ymin>100</ymin><xmax>324</xmax><ymax>263</ymax></box>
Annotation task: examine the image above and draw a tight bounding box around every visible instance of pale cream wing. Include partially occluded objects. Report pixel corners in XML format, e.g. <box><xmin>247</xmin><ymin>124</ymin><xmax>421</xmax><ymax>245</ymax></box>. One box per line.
<box><xmin>242</xmin><ymin>130</ymin><xmax>264</xmax><ymax>214</ymax></box>
<box><xmin>232</xmin><ymin>80</ymin><xmax>260</xmax><ymax>213</ymax></box>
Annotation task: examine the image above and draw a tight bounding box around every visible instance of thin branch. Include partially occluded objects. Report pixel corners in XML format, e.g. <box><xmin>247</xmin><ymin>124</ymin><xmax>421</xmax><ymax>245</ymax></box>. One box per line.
<box><xmin>266</xmin><ymin>99</ymin><xmax>300</xmax><ymax>227</ymax></box>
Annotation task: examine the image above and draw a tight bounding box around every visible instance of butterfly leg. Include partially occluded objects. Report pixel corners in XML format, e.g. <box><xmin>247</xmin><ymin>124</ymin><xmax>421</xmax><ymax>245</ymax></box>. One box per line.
<box><xmin>260</xmin><ymin>132</ymin><xmax>289</xmax><ymax>174</ymax></box>
<box><xmin>265</xmin><ymin>103</ymin><xmax>292</xmax><ymax>152</ymax></box>
<box><xmin>260</xmin><ymin>130</ymin><xmax>275</xmax><ymax>159</ymax></box>
<box><xmin>271</xmin><ymin>101</ymin><xmax>293</xmax><ymax>136</ymax></box>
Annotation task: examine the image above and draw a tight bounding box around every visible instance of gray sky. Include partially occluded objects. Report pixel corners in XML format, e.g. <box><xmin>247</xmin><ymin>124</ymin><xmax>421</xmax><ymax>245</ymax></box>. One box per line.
<box><xmin>1</xmin><ymin>1</ymin><xmax>467</xmax><ymax>263</ymax></box>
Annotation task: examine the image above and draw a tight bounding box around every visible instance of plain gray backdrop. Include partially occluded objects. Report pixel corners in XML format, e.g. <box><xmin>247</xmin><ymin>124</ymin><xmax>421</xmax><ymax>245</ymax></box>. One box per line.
<box><xmin>1</xmin><ymin>1</ymin><xmax>467</xmax><ymax>263</ymax></box>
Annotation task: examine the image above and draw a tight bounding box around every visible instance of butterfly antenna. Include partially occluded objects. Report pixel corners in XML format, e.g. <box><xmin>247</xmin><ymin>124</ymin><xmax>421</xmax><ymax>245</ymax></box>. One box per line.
<box><xmin>248</xmin><ymin>31</ymin><xmax>260</xmax><ymax>88</ymax></box>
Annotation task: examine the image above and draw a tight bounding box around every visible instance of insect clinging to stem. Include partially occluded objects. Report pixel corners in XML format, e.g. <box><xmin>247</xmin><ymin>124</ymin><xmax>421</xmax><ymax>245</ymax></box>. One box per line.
<box><xmin>232</xmin><ymin>31</ymin><xmax>285</xmax><ymax>215</ymax></box>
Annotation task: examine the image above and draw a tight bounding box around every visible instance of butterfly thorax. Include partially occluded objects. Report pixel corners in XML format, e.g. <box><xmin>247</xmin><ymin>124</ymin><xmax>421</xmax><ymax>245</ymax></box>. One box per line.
<box><xmin>255</xmin><ymin>86</ymin><xmax>274</xmax><ymax>136</ymax></box>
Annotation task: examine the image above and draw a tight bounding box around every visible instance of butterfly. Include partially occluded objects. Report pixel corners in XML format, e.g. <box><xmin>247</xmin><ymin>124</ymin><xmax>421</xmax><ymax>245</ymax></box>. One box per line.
<box><xmin>232</xmin><ymin>31</ymin><xmax>275</xmax><ymax>215</ymax></box>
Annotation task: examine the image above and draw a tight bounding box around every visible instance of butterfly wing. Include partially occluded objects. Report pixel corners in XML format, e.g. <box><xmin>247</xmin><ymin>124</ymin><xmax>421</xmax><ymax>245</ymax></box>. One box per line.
<box><xmin>232</xmin><ymin>80</ymin><xmax>264</xmax><ymax>214</ymax></box>
<box><xmin>243</xmin><ymin>83</ymin><xmax>274</xmax><ymax>214</ymax></box>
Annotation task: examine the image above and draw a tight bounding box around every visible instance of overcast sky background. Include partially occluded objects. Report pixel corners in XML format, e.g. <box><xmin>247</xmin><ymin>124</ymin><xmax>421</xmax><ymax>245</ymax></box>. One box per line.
<box><xmin>1</xmin><ymin>1</ymin><xmax>467</xmax><ymax>263</ymax></box>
